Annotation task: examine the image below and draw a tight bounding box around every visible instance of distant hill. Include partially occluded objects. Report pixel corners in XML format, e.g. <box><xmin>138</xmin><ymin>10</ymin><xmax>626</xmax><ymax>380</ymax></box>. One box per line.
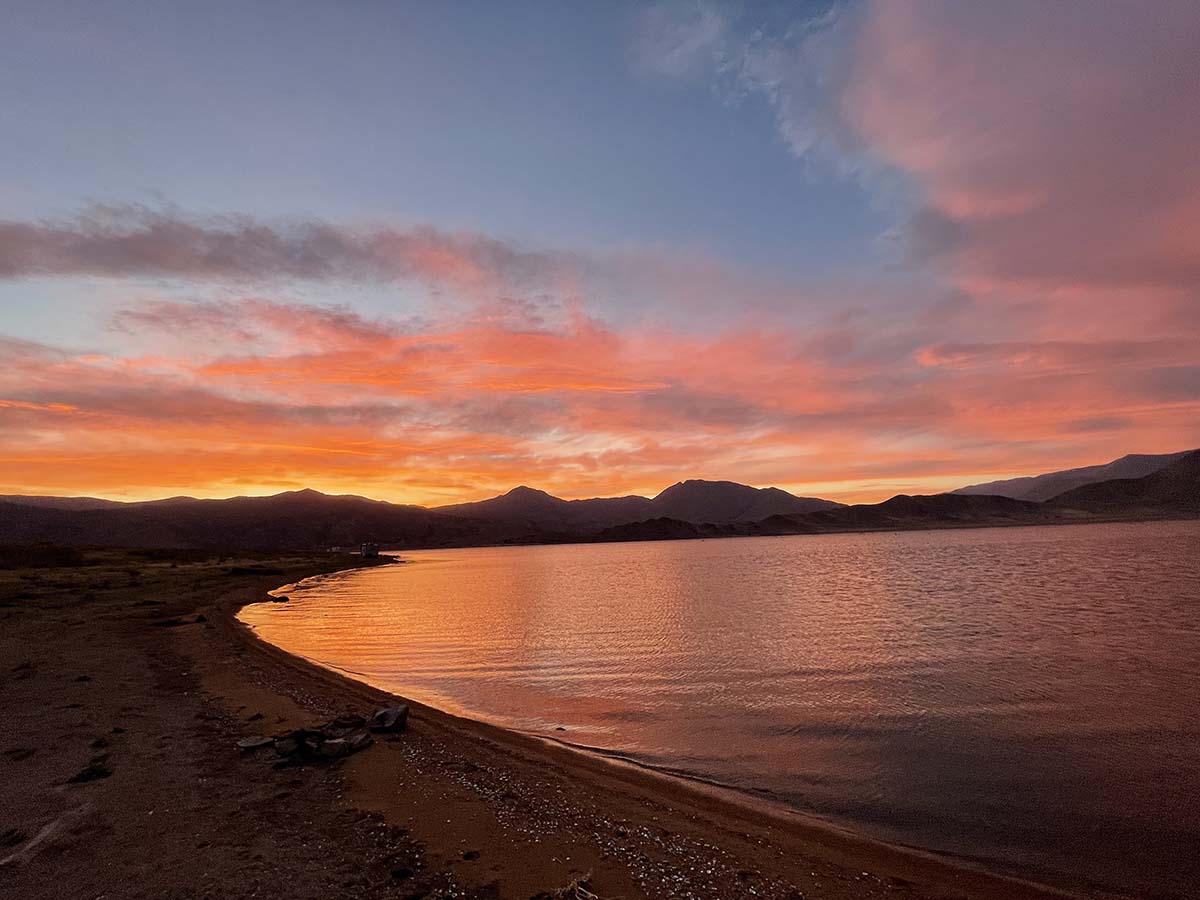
<box><xmin>0</xmin><ymin>490</ymin><xmax>531</xmax><ymax>551</ymax></box>
<box><xmin>0</xmin><ymin>494</ymin><xmax>127</xmax><ymax>511</ymax></box>
<box><xmin>436</xmin><ymin>479</ymin><xmax>841</xmax><ymax>529</ymax></box>
<box><xmin>592</xmin><ymin>494</ymin><xmax>1042</xmax><ymax>543</ymax></box>
<box><xmin>1044</xmin><ymin>450</ymin><xmax>1200</xmax><ymax>515</ymax></box>
<box><xmin>766</xmin><ymin>492</ymin><xmax>1043</xmax><ymax>534</ymax></box>
<box><xmin>954</xmin><ymin>450</ymin><xmax>1193</xmax><ymax>502</ymax></box>
<box><xmin>435</xmin><ymin>486</ymin><xmax>653</xmax><ymax>529</ymax></box>
<box><xmin>593</xmin><ymin>517</ymin><xmax>718</xmax><ymax>543</ymax></box>
<box><xmin>645</xmin><ymin>480</ymin><xmax>841</xmax><ymax>524</ymax></box>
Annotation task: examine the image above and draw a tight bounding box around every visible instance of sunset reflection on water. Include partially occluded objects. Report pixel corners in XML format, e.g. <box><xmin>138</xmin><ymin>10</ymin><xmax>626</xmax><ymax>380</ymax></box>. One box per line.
<box><xmin>242</xmin><ymin>521</ymin><xmax>1200</xmax><ymax>898</ymax></box>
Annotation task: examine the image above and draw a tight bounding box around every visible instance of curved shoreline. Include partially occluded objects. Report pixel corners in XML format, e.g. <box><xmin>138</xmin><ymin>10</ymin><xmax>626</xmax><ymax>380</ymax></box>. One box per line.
<box><xmin>226</xmin><ymin>561</ymin><xmax>1103</xmax><ymax>900</ymax></box>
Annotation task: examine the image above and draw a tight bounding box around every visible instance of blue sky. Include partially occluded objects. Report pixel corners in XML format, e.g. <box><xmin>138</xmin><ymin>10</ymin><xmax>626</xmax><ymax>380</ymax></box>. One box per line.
<box><xmin>1</xmin><ymin>0</ymin><xmax>885</xmax><ymax>289</ymax></box>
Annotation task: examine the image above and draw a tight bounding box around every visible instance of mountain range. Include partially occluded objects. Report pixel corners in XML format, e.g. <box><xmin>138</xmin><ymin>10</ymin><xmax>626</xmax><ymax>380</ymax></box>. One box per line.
<box><xmin>953</xmin><ymin>449</ymin><xmax>1192</xmax><ymax>502</ymax></box>
<box><xmin>433</xmin><ymin>480</ymin><xmax>840</xmax><ymax>528</ymax></box>
<box><xmin>0</xmin><ymin>451</ymin><xmax>1196</xmax><ymax>551</ymax></box>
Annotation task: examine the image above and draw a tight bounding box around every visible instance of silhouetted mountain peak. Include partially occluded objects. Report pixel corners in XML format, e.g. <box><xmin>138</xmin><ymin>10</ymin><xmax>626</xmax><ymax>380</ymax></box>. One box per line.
<box><xmin>649</xmin><ymin>479</ymin><xmax>842</xmax><ymax>524</ymax></box>
<box><xmin>433</xmin><ymin>484</ymin><xmax>575</xmax><ymax>523</ymax></box>
<box><xmin>504</xmin><ymin>485</ymin><xmax>556</xmax><ymax>499</ymax></box>
<box><xmin>658</xmin><ymin>478</ymin><xmax>744</xmax><ymax>493</ymax></box>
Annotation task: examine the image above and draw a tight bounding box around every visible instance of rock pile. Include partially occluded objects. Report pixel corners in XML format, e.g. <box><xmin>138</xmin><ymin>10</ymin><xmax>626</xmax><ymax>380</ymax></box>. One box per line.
<box><xmin>237</xmin><ymin>705</ymin><xmax>408</xmax><ymax>767</ymax></box>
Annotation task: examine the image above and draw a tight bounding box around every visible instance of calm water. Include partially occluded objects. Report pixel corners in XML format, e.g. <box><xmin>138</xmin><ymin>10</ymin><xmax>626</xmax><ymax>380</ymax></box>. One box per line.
<box><xmin>241</xmin><ymin>521</ymin><xmax>1200</xmax><ymax>897</ymax></box>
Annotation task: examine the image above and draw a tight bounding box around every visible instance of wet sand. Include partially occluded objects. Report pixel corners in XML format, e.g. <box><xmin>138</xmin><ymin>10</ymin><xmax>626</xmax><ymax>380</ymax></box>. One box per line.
<box><xmin>0</xmin><ymin>550</ymin><xmax>1094</xmax><ymax>899</ymax></box>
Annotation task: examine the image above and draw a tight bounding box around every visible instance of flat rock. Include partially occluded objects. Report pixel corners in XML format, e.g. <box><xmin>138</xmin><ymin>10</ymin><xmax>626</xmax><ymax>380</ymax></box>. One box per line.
<box><xmin>236</xmin><ymin>736</ymin><xmax>275</xmax><ymax>751</ymax></box>
<box><xmin>367</xmin><ymin>705</ymin><xmax>408</xmax><ymax>733</ymax></box>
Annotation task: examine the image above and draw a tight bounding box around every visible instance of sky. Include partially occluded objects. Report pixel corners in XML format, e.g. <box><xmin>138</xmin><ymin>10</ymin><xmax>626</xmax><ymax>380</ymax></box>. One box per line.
<box><xmin>1</xmin><ymin>0</ymin><xmax>1198</xmax><ymax>505</ymax></box>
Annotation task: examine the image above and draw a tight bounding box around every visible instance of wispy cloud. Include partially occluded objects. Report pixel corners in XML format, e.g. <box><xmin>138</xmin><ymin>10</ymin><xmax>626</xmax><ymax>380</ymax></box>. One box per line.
<box><xmin>2</xmin><ymin>291</ymin><xmax>1197</xmax><ymax>503</ymax></box>
<box><xmin>0</xmin><ymin>205</ymin><xmax>572</xmax><ymax>300</ymax></box>
<box><xmin>636</xmin><ymin>1</ymin><xmax>1200</xmax><ymax>291</ymax></box>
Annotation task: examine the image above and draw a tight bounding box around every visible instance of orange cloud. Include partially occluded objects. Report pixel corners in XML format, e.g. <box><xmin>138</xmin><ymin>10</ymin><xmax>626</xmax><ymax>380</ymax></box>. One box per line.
<box><xmin>1</xmin><ymin>289</ymin><xmax>1197</xmax><ymax>505</ymax></box>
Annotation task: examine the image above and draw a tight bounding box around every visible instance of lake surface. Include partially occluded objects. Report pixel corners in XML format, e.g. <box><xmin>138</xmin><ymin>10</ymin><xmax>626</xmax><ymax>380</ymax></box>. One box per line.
<box><xmin>241</xmin><ymin>521</ymin><xmax>1200</xmax><ymax>898</ymax></box>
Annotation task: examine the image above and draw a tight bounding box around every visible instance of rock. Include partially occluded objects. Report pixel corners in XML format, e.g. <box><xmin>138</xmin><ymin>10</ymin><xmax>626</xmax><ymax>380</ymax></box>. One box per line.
<box><xmin>318</xmin><ymin>738</ymin><xmax>354</xmax><ymax>759</ymax></box>
<box><xmin>272</xmin><ymin>734</ymin><xmax>303</xmax><ymax>757</ymax></box>
<box><xmin>367</xmin><ymin>705</ymin><xmax>409</xmax><ymax>733</ymax></box>
<box><xmin>320</xmin><ymin>714</ymin><xmax>366</xmax><ymax>737</ymax></box>
<box><xmin>300</xmin><ymin>732</ymin><xmax>326</xmax><ymax>755</ymax></box>
<box><xmin>269</xmin><ymin>594</ymin><xmax>290</xmax><ymax>603</ymax></box>
<box><xmin>316</xmin><ymin>730</ymin><xmax>372</xmax><ymax>759</ymax></box>
<box><xmin>67</xmin><ymin>762</ymin><xmax>112</xmax><ymax>783</ymax></box>
<box><xmin>236</xmin><ymin>736</ymin><xmax>275</xmax><ymax>751</ymax></box>
<box><xmin>263</xmin><ymin>720</ymin><xmax>374</xmax><ymax>765</ymax></box>
<box><xmin>267</xmin><ymin>724</ymin><xmax>374</xmax><ymax>768</ymax></box>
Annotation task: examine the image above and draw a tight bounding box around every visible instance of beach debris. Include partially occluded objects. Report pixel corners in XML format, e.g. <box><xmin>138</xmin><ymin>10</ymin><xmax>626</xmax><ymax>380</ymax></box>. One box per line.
<box><xmin>367</xmin><ymin>704</ymin><xmax>409</xmax><ymax>733</ymax></box>
<box><xmin>237</xmin><ymin>712</ymin><xmax>376</xmax><ymax>766</ymax></box>
<box><xmin>244</xmin><ymin>592</ymin><xmax>289</xmax><ymax>605</ymax></box>
<box><xmin>532</xmin><ymin>873</ymin><xmax>603</xmax><ymax>900</ymax></box>
<box><xmin>325</xmin><ymin>713</ymin><xmax>368</xmax><ymax>732</ymax></box>
<box><xmin>236</xmin><ymin>736</ymin><xmax>274</xmax><ymax>751</ymax></box>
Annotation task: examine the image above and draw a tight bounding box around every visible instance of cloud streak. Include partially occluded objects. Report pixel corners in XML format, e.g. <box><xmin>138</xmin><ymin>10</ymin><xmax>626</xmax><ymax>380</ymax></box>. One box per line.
<box><xmin>0</xmin><ymin>205</ymin><xmax>571</xmax><ymax>301</ymax></box>
<box><xmin>2</xmin><ymin>293</ymin><xmax>1197</xmax><ymax>504</ymax></box>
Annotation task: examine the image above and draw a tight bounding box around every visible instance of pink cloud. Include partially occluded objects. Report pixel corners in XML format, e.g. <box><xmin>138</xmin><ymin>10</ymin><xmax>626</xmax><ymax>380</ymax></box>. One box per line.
<box><xmin>840</xmin><ymin>0</ymin><xmax>1200</xmax><ymax>290</ymax></box>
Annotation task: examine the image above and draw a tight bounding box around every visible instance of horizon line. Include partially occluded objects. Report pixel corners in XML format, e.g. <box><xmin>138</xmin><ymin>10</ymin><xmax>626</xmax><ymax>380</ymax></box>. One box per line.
<box><xmin>4</xmin><ymin>446</ymin><xmax>1194</xmax><ymax>509</ymax></box>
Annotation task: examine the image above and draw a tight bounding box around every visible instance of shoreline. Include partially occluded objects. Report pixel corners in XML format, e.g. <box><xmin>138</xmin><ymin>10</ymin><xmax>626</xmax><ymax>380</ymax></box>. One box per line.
<box><xmin>418</xmin><ymin>510</ymin><xmax>1200</xmax><ymax>553</ymax></box>
<box><xmin>0</xmin><ymin>549</ymin><xmax>1127</xmax><ymax>899</ymax></box>
<box><xmin>230</xmin><ymin>560</ymin><xmax>1100</xmax><ymax>900</ymax></box>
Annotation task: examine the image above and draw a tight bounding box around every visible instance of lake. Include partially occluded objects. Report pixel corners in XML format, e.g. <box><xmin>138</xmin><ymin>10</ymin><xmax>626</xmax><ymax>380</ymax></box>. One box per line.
<box><xmin>240</xmin><ymin>520</ymin><xmax>1200</xmax><ymax>898</ymax></box>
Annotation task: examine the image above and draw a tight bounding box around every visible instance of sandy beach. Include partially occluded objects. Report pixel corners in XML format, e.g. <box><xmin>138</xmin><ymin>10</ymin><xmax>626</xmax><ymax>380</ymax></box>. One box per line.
<box><xmin>0</xmin><ymin>550</ymin><xmax>1087</xmax><ymax>900</ymax></box>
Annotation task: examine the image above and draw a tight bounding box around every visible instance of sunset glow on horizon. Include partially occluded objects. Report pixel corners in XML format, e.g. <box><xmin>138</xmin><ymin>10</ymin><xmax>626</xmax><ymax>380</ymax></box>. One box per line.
<box><xmin>2</xmin><ymin>1</ymin><xmax>1198</xmax><ymax>506</ymax></box>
